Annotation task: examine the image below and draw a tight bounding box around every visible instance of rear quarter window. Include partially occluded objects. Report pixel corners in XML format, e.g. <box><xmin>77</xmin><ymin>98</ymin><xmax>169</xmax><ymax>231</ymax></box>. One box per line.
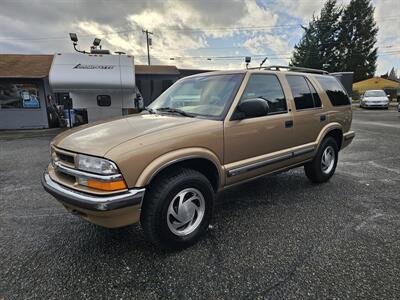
<box><xmin>314</xmin><ymin>76</ymin><xmax>350</xmax><ymax>106</ymax></box>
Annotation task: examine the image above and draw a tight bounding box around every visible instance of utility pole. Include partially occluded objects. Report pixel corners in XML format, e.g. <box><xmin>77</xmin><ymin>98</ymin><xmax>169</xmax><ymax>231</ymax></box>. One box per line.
<box><xmin>142</xmin><ymin>29</ymin><xmax>153</xmax><ymax>66</ymax></box>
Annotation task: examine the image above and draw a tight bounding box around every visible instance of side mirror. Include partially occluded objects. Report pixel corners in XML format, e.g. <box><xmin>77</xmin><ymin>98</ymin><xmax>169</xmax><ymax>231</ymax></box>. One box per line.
<box><xmin>234</xmin><ymin>98</ymin><xmax>269</xmax><ymax>120</ymax></box>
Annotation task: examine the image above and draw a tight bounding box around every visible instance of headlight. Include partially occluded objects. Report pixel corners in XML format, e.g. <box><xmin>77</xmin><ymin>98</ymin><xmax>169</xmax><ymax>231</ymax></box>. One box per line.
<box><xmin>76</xmin><ymin>154</ymin><xmax>118</xmax><ymax>175</ymax></box>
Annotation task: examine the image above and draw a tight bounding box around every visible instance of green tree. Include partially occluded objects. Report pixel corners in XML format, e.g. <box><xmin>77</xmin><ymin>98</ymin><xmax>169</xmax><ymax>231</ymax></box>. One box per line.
<box><xmin>291</xmin><ymin>0</ymin><xmax>342</xmax><ymax>72</ymax></box>
<box><xmin>388</xmin><ymin>67</ymin><xmax>397</xmax><ymax>80</ymax></box>
<box><xmin>290</xmin><ymin>17</ymin><xmax>321</xmax><ymax>69</ymax></box>
<box><xmin>314</xmin><ymin>0</ymin><xmax>342</xmax><ymax>72</ymax></box>
<box><xmin>337</xmin><ymin>0</ymin><xmax>378</xmax><ymax>82</ymax></box>
<box><xmin>291</xmin><ymin>0</ymin><xmax>378</xmax><ymax>80</ymax></box>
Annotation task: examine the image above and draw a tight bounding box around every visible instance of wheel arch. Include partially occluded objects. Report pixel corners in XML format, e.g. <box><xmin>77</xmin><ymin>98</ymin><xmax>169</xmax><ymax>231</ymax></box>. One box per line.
<box><xmin>316</xmin><ymin>123</ymin><xmax>343</xmax><ymax>150</ymax></box>
<box><xmin>136</xmin><ymin>148</ymin><xmax>224</xmax><ymax>192</ymax></box>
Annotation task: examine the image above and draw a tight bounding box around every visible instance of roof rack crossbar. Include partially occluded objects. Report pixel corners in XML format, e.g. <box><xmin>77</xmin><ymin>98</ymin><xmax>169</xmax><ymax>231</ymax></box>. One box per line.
<box><xmin>263</xmin><ymin>65</ymin><xmax>328</xmax><ymax>74</ymax></box>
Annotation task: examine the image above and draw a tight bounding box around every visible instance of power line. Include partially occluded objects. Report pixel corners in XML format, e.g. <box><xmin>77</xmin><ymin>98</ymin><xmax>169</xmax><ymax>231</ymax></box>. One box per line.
<box><xmin>134</xmin><ymin>50</ymin><xmax>400</xmax><ymax>62</ymax></box>
<box><xmin>0</xmin><ymin>15</ymin><xmax>398</xmax><ymax>42</ymax></box>
<box><xmin>156</xmin><ymin>16</ymin><xmax>399</xmax><ymax>32</ymax></box>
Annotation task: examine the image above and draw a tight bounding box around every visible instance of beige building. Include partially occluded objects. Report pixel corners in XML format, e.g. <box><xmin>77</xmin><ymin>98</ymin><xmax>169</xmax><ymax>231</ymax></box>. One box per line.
<box><xmin>353</xmin><ymin>77</ymin><xmax>400</xmax><ymax>99</ymax></box>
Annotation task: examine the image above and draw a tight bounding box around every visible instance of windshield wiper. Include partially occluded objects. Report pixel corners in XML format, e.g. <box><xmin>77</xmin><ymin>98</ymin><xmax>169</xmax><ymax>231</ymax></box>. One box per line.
<box><xmin>156</xmin><ymin>107</ymin><xmax>195</xmax><ymax>117</ymax></box>
<box><xmin>143</xmin><ymin>107</ymin><xmax>156</xmax><ymax>114</ymax></box>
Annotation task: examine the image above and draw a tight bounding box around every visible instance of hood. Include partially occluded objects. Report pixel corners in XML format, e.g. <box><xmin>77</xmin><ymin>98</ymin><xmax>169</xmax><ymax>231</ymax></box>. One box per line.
<box><xmin>53</xmin><ymin>114</ymin><xmax>200</xmax><ymax>156</ymax></box>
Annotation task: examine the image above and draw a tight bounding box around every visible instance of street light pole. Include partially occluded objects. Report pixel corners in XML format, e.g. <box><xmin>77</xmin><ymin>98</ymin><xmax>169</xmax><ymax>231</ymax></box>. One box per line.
<box><xmin>142</xmin><ymin>29</ymin><xmax>153</xmax><ymax>66</ymax></box>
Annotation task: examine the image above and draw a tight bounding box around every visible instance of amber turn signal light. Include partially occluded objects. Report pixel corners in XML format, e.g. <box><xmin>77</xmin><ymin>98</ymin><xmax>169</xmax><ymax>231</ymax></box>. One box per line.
<box><xmin>87</xmin><ymin>179</ymin><xmax>127</xmax><ymax>191</ymax></box>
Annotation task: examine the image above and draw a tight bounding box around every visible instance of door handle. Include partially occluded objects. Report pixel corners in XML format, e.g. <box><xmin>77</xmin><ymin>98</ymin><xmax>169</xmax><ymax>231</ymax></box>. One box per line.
<box><xmin>320</xmin><ymin>115</ymin><xmax>326</xmax><ymax>122</ymax></box>
<box><xmin>285</xmin><ymin>120</ymin><xmax>293</xmax><ymax>128</ymax></box>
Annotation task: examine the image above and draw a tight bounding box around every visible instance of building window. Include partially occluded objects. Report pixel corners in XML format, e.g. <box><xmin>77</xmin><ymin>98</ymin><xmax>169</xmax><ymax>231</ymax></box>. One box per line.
<box><xmin>0</xmin><ymin>83</ymin><xmax>41</xmax><ymax>109</ymax></box>
<box><xmin>97</xmin><ymin>95</ymin><xmax>111</xmax><ymax>106</ymax></box>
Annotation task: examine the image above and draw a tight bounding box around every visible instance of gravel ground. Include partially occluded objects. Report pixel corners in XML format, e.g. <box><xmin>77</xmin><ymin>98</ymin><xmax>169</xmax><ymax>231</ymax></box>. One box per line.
<box><xmin>1</xmin><ymin>110</ymin><xmax>399</xmax><ymax>299</ymax></box>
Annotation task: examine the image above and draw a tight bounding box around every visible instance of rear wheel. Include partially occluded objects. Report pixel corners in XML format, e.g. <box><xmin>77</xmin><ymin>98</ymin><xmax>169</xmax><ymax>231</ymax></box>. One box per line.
<box><xmin>304</xmin><ymin>136</ymin><xmax>339</xmax><ymax>183</ymax></box>
<box><xmin>140</xmin><ymin>168</ymin><xmax>214</xmax><ymax>249</ymax></box>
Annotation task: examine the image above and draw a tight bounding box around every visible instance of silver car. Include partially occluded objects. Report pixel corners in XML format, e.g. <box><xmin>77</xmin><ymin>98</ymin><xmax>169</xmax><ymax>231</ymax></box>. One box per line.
<box><xmin>360</xmin><ymin>90</ymin><xmax>390</xmax><ymax>109</ymax></box>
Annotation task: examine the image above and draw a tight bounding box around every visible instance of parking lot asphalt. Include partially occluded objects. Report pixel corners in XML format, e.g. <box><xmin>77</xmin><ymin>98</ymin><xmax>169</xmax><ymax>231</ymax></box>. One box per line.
<box><xmin>1</xmin><ymin>109</ymin><xmax>399</xmax><ymax>299</ymax></box>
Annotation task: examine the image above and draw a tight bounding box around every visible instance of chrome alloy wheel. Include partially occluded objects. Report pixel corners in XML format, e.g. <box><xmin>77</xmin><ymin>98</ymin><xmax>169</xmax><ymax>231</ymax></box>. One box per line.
<box><xmin>321</xmin><ymin>145</ymin><xmax>335</xmax><ymax>174</ymax></box>
<box><xmin>167</xmin><ymin>188</ymin><xmax>205</xmax><ymax>236</ymax></box>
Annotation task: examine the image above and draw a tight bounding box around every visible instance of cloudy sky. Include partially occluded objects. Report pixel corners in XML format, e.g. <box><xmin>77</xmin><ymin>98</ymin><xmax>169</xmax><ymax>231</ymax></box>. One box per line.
<box><xmin>0</xmin><ymin>0</ymin><xmax>399</xmax><ymax>75</ymax></box>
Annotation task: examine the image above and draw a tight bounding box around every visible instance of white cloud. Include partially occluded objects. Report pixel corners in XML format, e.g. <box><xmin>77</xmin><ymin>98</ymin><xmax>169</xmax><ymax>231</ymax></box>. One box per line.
<box><xmin>373</xmin><ymin>0</ymin><xmax>400</xmax><ymax>74</ymax></box>
<box><xmin>244</xmin><ymin>34</ymin><xmax>291</xmax><ymax>55</ymax></box>
<box><xmin>76</xmin><ymin>0</ymin><xmax>280</xmax><ymax>67</ymax></box>
<box><xmin>0</xmin><ymin>0</ymin><xmax>398</xmax><ymax>73</ymax></box>
<box><xmin>273</xmin><ymin>0</ymin><xmax>324</xmax><ymax>21</ymax></box>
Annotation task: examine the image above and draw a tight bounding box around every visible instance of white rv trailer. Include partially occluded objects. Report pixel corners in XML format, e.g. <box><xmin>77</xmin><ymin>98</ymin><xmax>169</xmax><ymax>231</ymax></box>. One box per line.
<box><xmin>49</xmin><ymin>53</ymin><xmax>138</xmax><ymax>123</ymax></box>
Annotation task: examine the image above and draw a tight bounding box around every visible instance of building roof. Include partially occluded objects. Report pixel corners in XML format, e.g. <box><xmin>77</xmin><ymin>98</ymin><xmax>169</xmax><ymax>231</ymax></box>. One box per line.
<box><xmin>0</xmin><ymin>54</ymin><xmax>209</xmax><ymax>78</ymax></box>
<box><xmin>135</xmin><ymin>65</ymin><xmax>180</xmax><ymax>75</ymax></box>
<box><xmin>0</xmin><ymin>54</ymin><xmax>54</xmax><ymax>78</ymax></box>
<box><xmin>353</xmin><ymin>77</ymin><xmax>400</xmax><ymax>92</ymax></box>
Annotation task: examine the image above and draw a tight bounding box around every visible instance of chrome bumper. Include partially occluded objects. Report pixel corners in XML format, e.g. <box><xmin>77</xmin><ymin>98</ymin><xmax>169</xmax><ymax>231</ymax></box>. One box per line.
<box><xmin>41</xmin><ymin>172</ymin><xmax>145</xmax><ymax>211</ymax></box>
<box><xmin>361</xmin><ymin>103</ymin><xmax>388</xmax><ymax>107</ymax></box>
<box><xmin>343</xmin><ymin>131</ymin><xmax>355</xmax><ymax>141</ymax></box>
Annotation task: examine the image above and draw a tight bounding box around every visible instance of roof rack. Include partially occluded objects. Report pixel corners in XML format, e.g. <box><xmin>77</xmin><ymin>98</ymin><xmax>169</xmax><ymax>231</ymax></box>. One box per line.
<box><xmin>249</xmin><ymin>65</ymin><xmax>328</xmax><ymax>75</ymax></box>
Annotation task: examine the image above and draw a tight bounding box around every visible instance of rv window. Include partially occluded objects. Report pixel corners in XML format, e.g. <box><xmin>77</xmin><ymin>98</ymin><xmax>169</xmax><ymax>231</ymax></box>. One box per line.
<box><xmin>97</xmin><ymin>95</ymin><xmax>111</xmax><ymax>107</ymax></box>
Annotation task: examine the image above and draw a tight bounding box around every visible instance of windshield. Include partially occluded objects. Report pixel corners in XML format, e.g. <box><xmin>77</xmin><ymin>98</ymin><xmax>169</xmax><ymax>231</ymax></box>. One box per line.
<box><xmin>365</xmin><ymin>90</ymin><xmax>386</xmax><ymax>97</ymax></box>
<box><xmin>149</xmin><ymin>74</ymin><xmax>244</xmax><ymax>119</ymax></box>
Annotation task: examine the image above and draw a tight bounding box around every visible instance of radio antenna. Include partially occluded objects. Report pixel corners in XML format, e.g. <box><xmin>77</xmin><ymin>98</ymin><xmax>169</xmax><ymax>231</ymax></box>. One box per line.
<box><xmin>259</xmin><ymin>57</ymin><xmax>268</xmax><ymax>69</ymax></box>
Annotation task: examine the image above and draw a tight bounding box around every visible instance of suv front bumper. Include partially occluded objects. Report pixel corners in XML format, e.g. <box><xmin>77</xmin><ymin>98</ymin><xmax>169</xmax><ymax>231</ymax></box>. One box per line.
<box><xmin>42</xmin><ymin>172</ymin><xmax>146</xmax><ymax>227</ymax></box>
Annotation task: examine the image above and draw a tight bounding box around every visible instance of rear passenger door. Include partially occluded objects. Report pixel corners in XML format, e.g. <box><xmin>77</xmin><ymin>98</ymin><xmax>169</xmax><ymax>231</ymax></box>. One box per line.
<box><xmin>285</xmin><ymin>75</ymin><xmax>325</xmax><ymax>147</ymax></box>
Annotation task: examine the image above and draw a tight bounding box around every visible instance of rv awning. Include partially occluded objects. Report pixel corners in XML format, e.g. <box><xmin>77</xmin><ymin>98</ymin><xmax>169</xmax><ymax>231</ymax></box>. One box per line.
<box><xmin>0</xmin><ymin>54</ymin><xmax>53</xmax><ymax>78</ymax></box>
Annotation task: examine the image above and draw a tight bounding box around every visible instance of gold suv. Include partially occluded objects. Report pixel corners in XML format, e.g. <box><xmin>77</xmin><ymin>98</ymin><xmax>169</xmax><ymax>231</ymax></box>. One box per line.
<box><xmin>42</xmin><ymin>66</ymin><xmax>355</xmax><ymax>248</ymax></box>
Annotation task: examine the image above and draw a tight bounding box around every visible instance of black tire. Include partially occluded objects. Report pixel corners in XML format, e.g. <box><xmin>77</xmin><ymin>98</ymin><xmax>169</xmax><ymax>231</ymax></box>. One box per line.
<box><xmin>140</xmin><ymin>167</ymin><xmax>214</xmax><ymax>249</ymax></box>
<box><xmin>304</xmin><ymin>136</ymin><xmax>339</xmax><ymax>184</ymax></box>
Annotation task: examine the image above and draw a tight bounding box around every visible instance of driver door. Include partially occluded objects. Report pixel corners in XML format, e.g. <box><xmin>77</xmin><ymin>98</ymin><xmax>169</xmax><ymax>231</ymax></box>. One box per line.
<box><xmin>224</xmin><ymin>73</ymin><xmax>295</xmax><ymax>185</ymax></box>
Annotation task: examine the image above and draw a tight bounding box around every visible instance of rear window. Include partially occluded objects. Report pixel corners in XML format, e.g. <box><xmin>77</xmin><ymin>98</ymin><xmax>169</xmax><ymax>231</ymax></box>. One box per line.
<box><xmin>314</xmin><ymin>76</ymin><xmax>350</xmax><ymax>106</ymax></box>
<box><xmin>365</xmin><ymin>90</ymin><xmax>386</xmax><ymax>97</ymax></box>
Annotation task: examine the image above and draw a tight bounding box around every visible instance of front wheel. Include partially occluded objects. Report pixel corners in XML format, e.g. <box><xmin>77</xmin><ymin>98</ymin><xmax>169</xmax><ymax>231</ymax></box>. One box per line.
<box><xmin>304</xmin><ymin>137</ymin><xmax>339</xmax><ymax>184</ymax></box>
<box><xmin>140</xmin><ymin>168</ymin><xmax>214</xmax><ymax>249</ymax></box>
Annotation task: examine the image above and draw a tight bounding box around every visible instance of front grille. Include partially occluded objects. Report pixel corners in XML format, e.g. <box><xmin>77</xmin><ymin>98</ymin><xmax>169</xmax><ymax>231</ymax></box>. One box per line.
<box><xmin>57</xmin><ymin>152</ymin><xmax>75</xmax><ymax>165</ymax></box>
<box><xmin>52</xmin><ymin>147</ymin><xmax>77</xmax><ymax>181</ymax></box>
<box><xmin>57</xmin><ymin>170</ymin><xmax>76</xmax><ymax>183</ymax></box>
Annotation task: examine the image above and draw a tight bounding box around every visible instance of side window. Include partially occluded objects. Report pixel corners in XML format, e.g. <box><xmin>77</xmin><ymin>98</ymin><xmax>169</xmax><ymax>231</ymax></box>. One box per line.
<box><xmin>305</xmin><ymin>78</ymin><xmax>322</xmax><ymax>107</ymax></box>
<box><xmin>314</xmin><ymin>76</ymin><xmax>350</xmax><ymax>106</ymax></box>
<box><xmin>97</xmin><ymin>95</ymin><xmax>111</xmax><ymax>107</ymax></box>
<box><xmin>240</xmin><ymin>74</ymin><xmax>287</xmax><ymax>115</ymax></box>
<box><xmin>286</xmin><ymin>75</ymin><xmax>315</xmax><ymax>110</ymax></box>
